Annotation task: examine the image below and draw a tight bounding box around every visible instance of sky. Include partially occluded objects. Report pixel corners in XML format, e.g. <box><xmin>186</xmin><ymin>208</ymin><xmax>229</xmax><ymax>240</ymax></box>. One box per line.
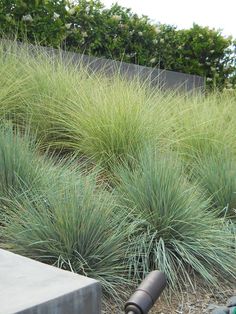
<box><xmin>101</xmin><ymin>0</ymin><xmax>236</xmax><ymax>38</ymax></box>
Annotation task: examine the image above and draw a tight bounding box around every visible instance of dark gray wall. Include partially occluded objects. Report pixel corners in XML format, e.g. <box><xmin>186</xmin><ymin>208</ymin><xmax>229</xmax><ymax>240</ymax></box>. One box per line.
<box><xmin>59</xmin><ymin>50</ymin><xmax>205</xmax><ymax>92</ymax></box>
<box><xmin>3</xmin><ymin>40</ymin><xmax>205</xmax><ymax>92</ymax></box>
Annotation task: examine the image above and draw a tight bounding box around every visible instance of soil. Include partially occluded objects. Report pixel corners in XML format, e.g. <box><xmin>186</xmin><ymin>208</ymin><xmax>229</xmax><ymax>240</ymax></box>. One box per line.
<box><xmin>150</xmin><ymin>283</ymin><xmax>236</xmax><ymax>314</ymax></box>
<box><xmin>107</xmin><ymin>279</ymin><xmax>235</xmax><ymax>313</ymax></box>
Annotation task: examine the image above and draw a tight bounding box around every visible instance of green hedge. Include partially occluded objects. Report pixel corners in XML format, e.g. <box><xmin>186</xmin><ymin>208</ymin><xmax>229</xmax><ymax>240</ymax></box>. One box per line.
<box><xmin>0</xmin><ymin>0</ymin><xmax>235</xmax><ymax>88</ymax></box>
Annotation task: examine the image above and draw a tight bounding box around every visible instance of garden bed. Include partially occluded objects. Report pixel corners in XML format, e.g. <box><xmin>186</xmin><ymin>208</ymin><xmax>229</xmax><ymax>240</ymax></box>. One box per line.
<box><xmin>0</xmin><ymin>41</ymin><xmax>235</xmax><ymax>312</ymax></box>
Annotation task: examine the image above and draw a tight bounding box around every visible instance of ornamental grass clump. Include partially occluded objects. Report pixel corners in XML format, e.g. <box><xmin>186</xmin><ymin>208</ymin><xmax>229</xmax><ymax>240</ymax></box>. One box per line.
<box><xmin>22</xmin><ymin>59</ymin><xmax>170</xmax><ymax>168</ymax></box>
<box><xmin>189</xmin><ymin>149</ymin><xmax>236</xmax><ymax>218</ymax></box>
<box><xmin>170</xmin><ymin>92</ymin><xmax>236</xmax><ymax>159</ymax></box>
<box><xmin>0</xmin><ymin>43</ymin><xmax>31</xmax><ymax>119</ymax></box>
<box><xmin>0</xmin><ymin>41</ymin><xmax>174</xmax><ymax>169</ymax></box>
<box><xmin>169</xmin><ymin>93</ymin><xmax>236</xmax><ymax>219</ymax></box>
<box><xmin>1</xmin><ymin>173</ymin><xmax>132</xmax><ymax>302</ymax></box>
<box><xmin>35</xmin><ymin>74</ymin><xmax>176</xmax><ymax>171</ymax></box>
<box><xmin>0</xmin><ymin>123</ymin><xmax>132</xmax><ymax>302</ymax></box>
<box><xmin>0</xmin><ymin>122</ymin><xmax>68</xmax><ymax>199</ymax></box>
<box><xmin>115</xmin><ymin>149</ymin><xmax>236</xmax><ymax>289</ymax></box>
<box><xmin>0</xmin><ymin>40</ymin><xmax>90</xmax><ymax>134</ymax></box>
<box><xmin>0</xmin><ymin>123</ymin><xmax>45</xmax><ymax>198</ymax></box>
<box><xmin>70</xmin><ymin>77</ymin><xmax>155</xmax><ymax>166</ymax></box>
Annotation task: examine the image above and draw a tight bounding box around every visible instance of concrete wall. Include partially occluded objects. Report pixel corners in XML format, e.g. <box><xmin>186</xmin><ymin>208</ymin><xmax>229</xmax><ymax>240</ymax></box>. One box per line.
<box><xmin>0</xmin><ymin>249</ymin><xmax>101</xmax><ymax>314</ymax></box>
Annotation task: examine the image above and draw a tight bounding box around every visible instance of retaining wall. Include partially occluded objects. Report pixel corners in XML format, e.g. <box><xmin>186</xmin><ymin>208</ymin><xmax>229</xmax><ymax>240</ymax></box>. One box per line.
<box><xmin>0</xmin><ymin>249</ymin><xmax>101</xmax><ymax>314</ymax></box>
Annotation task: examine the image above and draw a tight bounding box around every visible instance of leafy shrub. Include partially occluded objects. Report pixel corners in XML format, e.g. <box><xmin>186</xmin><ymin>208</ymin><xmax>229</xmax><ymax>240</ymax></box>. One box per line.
<box><xmin>173</xmin><ymin>24</ymin><xmax>235</xmax><ymax>89</ymax></box>
<box><xmin>116</xmin><ymin>149</ymin><xmax>236</xmax><ymax>288</ymax></box>
<box><xmin>0</xmin><ymin>0</ymin><xmax>235</xmax><ymax>88</ymax></box>
<box><xmin>0</xmin><ymin>0</ymin><xmax>67</xmax><ymax>46</ymax></box>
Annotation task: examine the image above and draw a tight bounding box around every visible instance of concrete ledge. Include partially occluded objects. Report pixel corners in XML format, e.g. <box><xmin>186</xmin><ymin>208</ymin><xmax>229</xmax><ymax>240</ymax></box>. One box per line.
<box><xmin>0</xmin><ymin>249</ymin><xmax>101</xmax><ymax>314</ymax></box>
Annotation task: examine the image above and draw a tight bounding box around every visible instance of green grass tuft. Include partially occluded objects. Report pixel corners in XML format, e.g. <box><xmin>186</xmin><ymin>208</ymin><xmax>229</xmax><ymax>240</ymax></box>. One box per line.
<box><xmin>0</xmin><ymin>123</ymin><xmax>132</xmax><ymax>303</ymax></box>
<box><xmin>115</xmin><ymin>148</ymin><xmax>236</xmax><ymax>289</ymax></box>
<box><xmin>189</xmin><ymin>149</ymin><xmax>236</xmax><ymax>218</ymax></box>
<box><xmin>0</xmin><ymin>123</ymin><xmax>44</xmax><ymax>197</ymax></box>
